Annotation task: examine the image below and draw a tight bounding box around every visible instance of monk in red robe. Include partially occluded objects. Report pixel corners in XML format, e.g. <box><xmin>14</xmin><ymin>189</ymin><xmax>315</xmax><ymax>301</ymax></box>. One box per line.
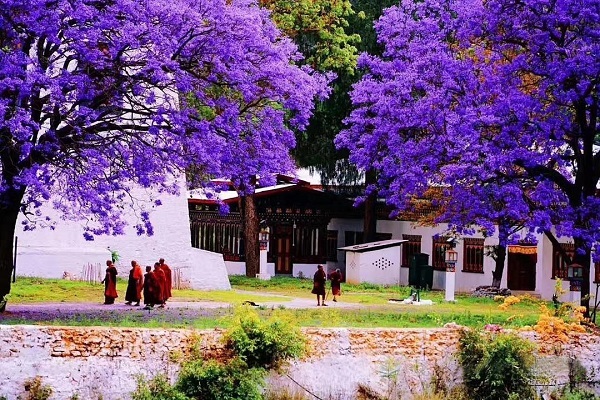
<box><xmin>143</xmin><ymin>266</ymin><xmax>157</xmax><ymax>309</ymax></box>
<box><xmin>311</xmin><ymin>264</ymin><xmax>327</xmax><ymax>306</ymax></box>
<box><xmin>153</xmin><ymin>262</ymin><xmax>166</xmax><ymax>307</ymax></box>
<box><xmin>102</xmin><ymin>260</ymin><xmax>118</xmax><ymax>305</ymax></box>
<box><xmin>158</xmin><ymin>258</ymin><xmax>172</xmax><ymax>302</ymax></box>
<box><xmin>125</xmin><ymin>260</ymin><xmax>144</xmax><ymax>306</ymax></box>
<box><xmin>329</xmin><ymin>268</ymin><xmax>343</xmax><ymax>302</ymax></box>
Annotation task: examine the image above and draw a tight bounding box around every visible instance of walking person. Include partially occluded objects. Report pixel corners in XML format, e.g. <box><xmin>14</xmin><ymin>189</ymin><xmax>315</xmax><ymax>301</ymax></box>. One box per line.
<box><xmin>158</xmin><ymin>258</ymin><xmax>172</xmax><ymax>303</ymax></box>
<box><xmin>125</xmin><ymin>260</ymin><xmax>144</xmax><ymax>306</ymax></box>
<box><xmin>101</xmin><ymin>260</ymin><xmax>118</xmax><ymax>305</ymax></box>
<box><xmin>311</xmin><ymin>264</ymin><xmax>327</xmax><ymax>306</ymax></box>
<box><xmin>329</xmin><ymin>268</ymin><xmax>343</xmax><ymax>302</ymax></box>
<box><xmin>153</xmin><ymin>262</ymin><xmax>166</xmax><ymax>308</ymax></box>
<box><xmin>143</xmin><ymin>266</ymin><xmax>157</xmax><ymax>309</ymax></box>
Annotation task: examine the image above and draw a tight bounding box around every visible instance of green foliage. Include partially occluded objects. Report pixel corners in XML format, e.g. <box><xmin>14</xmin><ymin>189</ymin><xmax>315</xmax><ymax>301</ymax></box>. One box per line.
<box><xmin>458</xmin><ymin>330</ymin><xmax>535</xmax><ymax>400</ymax></box>
<box><xmin>223</xmin><ymin>306</ymin><xmax>306</xmax><ymax>370</ymax></box>
<box><xmin>260</xmin><ymin>0</ymin><xmax>360</xmax><ymax>74</ymax></box>
<box><xmin>176</xmin><ymin>359</ymin><xmax>264</xmax><ymax>400</ymax></box>
<box><xmin>552</xmin><ymin>389</ymin><xmax>599</xmax><ymax>400</ymax></box>
<box><xmin>19</xmin><ymin>377</ymin><xmax>53</xmax><ymax>400</ymax></box>
<box><xmin>131</xmin><ymin>374</ymin><xmax>188</xmax><ymax>400</ymax></box>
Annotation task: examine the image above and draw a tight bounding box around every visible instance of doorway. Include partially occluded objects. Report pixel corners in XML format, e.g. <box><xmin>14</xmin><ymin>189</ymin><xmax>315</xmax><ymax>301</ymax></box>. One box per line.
<box><xmin>507</xmin><ymin>247</ymin><xmax>537</xmax><ymax>291</ymax></box>
<box><xmin>274</xmin><ymin>225</ymin><xmax>293</xmax><ymax>274</ymax></box>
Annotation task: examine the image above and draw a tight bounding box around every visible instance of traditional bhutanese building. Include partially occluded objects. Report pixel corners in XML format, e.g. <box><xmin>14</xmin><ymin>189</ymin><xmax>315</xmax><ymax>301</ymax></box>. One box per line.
<box><xmin>189</xmin><ymin>176</ymin><xmax>600</xmax><ymax>300</ymax></box>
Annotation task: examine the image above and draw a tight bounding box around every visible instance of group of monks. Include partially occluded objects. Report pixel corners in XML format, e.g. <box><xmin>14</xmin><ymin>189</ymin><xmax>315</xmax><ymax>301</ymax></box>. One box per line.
<box><xmin>102</xmin><ymin>258</ymin><xmax>172</xmax><ymax>309</ymax></box>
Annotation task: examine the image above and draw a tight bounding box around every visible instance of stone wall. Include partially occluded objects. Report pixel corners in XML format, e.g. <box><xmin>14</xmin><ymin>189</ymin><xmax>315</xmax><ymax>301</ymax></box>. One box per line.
<box><xmin>1</xmin><ymin>325</ymin><xmax>599</xmax><ymax>399</ymax></box>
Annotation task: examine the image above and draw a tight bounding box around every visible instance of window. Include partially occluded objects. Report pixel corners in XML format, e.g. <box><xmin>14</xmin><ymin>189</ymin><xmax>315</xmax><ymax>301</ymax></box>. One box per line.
<box><xmin>552</xmin><ymin>242</ymin><xmax>575</xmax><ymax>279</ymax></box>
<box><xmin>326</xmin><ymin>230</ymin><xmax>338</xmax><ymax>261</ymax></box>
<box><xmin>191</xmin><ymin>221</ymin><xmax>244</xmax><ymax>261</ymax></box>
<box><xmin>463</xmin><ymin>238</ymin><xmax>485</xmax><ymax>273</ymax></box>
<box><xmin>344</xmin><ymin>231</ymin><xmax>363</xmax><ymax>247</ymax></box>
<box><xmin>402</xmin><ymin>235</ymin><xmax>422</xmax><ymax>268</ymax></box>
<box><xmin>432</xmin><ymin>236</ymin><xmax>450</xmax><ymax>271</ymax></box>
<box><xmin>595</xmin><ymin>261</ymin><xmax>600</xmax><ymax>283</ymax></box>
<box><xmin>294</xmin><ymin>226</ymin><xmax>326</xmax><ymax>263</ymax></box>
<box><xmin>376</xmin><ymin>232</ymin><xmax>393</xmax><ymax>241</ymax></box>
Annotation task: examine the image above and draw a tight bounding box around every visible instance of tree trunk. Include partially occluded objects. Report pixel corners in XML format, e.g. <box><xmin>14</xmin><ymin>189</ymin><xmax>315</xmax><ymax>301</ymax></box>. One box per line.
<box><xmin>363</xmin><ymin>169</ymin><xmax>377</xmax><ymax>243</ymax></box>
<box><xmin>0</xmin><ymin>207</ymin><xmax>19</xmax><ymax>313</ymax></box>
<box><xmin>242</xmin><ymin>194</ymin><xmax>259</xmax><ymax>277</ymax></box>
<box><xmin>491</xmin><ymin>244</ymin><xmax>506</xmax><ymax>288</ymax></box>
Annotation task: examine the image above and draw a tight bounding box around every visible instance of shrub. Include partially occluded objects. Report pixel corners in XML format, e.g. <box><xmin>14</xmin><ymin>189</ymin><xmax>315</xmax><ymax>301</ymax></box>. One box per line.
<box><xmin>175</xmin><ymin>358</ymin><xmax>264</xmax><ymax>400</ymax></box>
<box><xmin>552</xmin><ymin>388</ymin><xmax>598</xmax><ymax>400</ymax></box>
<box><xmin>19</xmin><ymin>377</ymin><xmax>53</xmax><ymax>400</ymax></box>
<box><xmin>223</xmin><ymin>306</ymin><xmax>306</xmax><ymax>370</ymax></box>
<box><xmin>458</xmin><ymin>329</ymin><xmax>535</xmax><ymax>400</ymax></box>
<box><xmin>131</xmin><ymin>374</ymin><xmax>188</xmax><ymax>400</ymax></box>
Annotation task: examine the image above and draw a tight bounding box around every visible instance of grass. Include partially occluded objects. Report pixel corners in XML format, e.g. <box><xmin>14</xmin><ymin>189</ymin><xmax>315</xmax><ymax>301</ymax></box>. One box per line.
<box><xmin>2</xmin><ymin>275</ymin><xmax>553</xmax><ymax>329</ymax></box>
<box><xmin>9</xmin><ymin>277</ymin><xmax>288</xmax><ymax>305</ymax></box>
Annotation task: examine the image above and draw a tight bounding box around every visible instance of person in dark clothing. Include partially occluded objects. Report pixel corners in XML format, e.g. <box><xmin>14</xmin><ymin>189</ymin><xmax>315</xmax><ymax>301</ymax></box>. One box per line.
<box><xmin>125</xmin><ymin>260</ymin><xmax>144</xmax><ymax>306</ymax></box>
<box><xmin>143</xmin><ymin>265</ymin><xmax>158</xmax><ymax>309</ymax></box>
<box><xmin>329</xmin><ymin>268</ymin><xmax>343</xmax><ymax>302</ymax></box>
<box><xmin>101</xmin><ymin>260</ymin><xmax>118</xmax><ymax>305</ymax></box>
<box><xmin>311</xmin><ymin>264</ymin><xmax>327</xmax><ymax>306</ymax></box>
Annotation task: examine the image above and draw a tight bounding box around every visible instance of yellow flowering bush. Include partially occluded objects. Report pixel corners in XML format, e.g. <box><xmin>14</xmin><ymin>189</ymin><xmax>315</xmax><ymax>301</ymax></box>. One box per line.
<box><xmin>498</xmin><ymin>295</ymin><xmax>521</xmax><ymax>310</ymax></box>
<box><xmin>530</xmin><ymin>305</ymin><xmax>586</xmax><ymax>346</ymax></box>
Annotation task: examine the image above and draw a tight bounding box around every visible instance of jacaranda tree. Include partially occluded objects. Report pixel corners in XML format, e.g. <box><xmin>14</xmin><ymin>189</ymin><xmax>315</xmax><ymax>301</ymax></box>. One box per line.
<box><xmin>337</xmin><ymin>0</ymin><xmax>600</xmax><ymax>306</ymax></box>
<box><xmin>0</xmin><ymin>0</ymin><xmax>325</xmax><ymax>309</ymax></box>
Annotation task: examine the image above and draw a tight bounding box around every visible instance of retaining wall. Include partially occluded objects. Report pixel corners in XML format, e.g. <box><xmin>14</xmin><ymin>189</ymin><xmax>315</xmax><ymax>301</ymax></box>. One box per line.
<box><xmin>0</xmin><ymin>325</ymin><xmax>599</xmax><ymax>399</ymax></box>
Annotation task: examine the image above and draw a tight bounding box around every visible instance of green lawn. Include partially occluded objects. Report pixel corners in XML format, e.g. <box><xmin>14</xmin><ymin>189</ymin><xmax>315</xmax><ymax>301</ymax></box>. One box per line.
<box><xmin>2</xmin><ymin>276</ymin><xmax>552</xmax><ymax>329</ymax></box>
<box><xmin>8</xmin><ymin>277</ymin><xmax>288</xmax><ymax>305</ymax></box>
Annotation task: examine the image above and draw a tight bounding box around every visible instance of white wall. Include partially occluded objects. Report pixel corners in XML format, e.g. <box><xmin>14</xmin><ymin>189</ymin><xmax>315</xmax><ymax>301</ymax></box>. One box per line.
<box><xmin>15</xmin><ymin>181</ymin><xmax>230</xmax><ymax>290</ymax></box>
<box><xmin>344</xmin><ymin>246</ymin><xmax>402</xmax><ymax>286</ymax></box>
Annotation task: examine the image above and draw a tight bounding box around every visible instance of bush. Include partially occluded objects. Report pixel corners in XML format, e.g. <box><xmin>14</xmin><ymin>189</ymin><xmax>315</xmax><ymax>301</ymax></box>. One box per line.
<box><xmin>131</xmin><ymin>374</ymin><xmax>188</xmax><ymax>400</ymax></box>
<box><xmin>19</xmin><ymin>377</ymin><xmax>53</xmax><ymax>400</ymax></box>
<box><xmin>552</xmin><ymin>388</ymin><xmax>599</xmax><ymax>400</ymax></box>
<box><xmin>224</xmin><ymin>306</ymin><xmax>306</xmax><ymax>370</ymax></box>
<box><xmin>458</xmin><ymin>329</ymin><xmax>535</xmax><ymax>400</ymax></box>
<box><xmin>176</xmin><ymin>358</ymin><xmax>264</xmax><ymax>400</ymax></box>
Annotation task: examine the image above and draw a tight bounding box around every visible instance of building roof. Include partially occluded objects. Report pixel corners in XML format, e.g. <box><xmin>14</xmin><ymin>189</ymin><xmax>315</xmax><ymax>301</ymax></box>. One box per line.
<box><xmin>338</xmin><ymin>239</ymin><xmax>408</xmax><ymax>252</ymax></box>
<box><xmin>188</xmin><ymin>183</ymin><xmax>329</xmax><ymax>206</ymax></box>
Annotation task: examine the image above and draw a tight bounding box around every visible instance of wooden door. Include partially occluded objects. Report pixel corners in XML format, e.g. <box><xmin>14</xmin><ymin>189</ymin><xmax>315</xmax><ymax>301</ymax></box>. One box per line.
<box><xmin>275</xmin><ymin>225</ymin><xmax>293</xmax><ymax>274</ymax></box>
<box><xmin>507</xmin><ymin>251</ymin><xmax>537</xmax><ymax>291</ymax></box>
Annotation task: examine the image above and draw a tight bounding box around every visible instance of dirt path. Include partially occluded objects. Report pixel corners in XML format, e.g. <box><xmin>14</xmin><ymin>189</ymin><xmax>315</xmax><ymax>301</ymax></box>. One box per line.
<box><xmin>0</xmin><ymin>292</ymin><xmax>362</xmax><ymax>324</ymax></box>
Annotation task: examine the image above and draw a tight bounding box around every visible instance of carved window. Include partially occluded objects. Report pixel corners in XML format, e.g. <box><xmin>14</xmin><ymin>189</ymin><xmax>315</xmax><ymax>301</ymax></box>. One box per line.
<box><xmin>191</xmin><ymin>221</ymin><xmax>244</xmax><ymax>261</ymax></box>
<box><xmin>326</xmin><ymin>230</ymin><xmax>338</xmax><ymax>261</ymax></box>
<box><xmin>432</xmin><ymin>236</ymin><xmax>450</xmax><ymax>271</ymax></box>
<box><xmin>402</xmin><ymin>235</ymin><xmax>422</xmax><ymax>268</ymax></box>
<box><xmin>463</xmin><ymin>238</ymin><xmax>484</xmax><ymax>273</ymax></box>
<box><xmin>552</xmin><ymin>242</ymin><xmax>575</xmax><ymax>279</ymax></box>
<box><xmin>294</xmin><ymin>226</ymin><xmax>326</xmax><ymax>263</ymax></box>
<box><xmin>344</xmin><ymin>231</ymin><xmax>363</xmax><ymax>247</ymax></box>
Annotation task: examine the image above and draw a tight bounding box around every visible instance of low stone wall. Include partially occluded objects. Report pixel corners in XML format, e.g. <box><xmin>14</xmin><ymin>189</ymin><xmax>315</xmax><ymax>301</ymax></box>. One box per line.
<box><xmin>0</xmin><ymin>325</ymin><xmax>599</xmax><ymax>399</ymax></box>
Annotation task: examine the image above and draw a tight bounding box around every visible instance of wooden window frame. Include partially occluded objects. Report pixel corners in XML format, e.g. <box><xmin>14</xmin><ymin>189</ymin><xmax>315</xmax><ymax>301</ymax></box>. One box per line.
<box><xmin>402</xmin><ymin>234</ymin><xmax>422</xmax><ymax>268</ymax></box>
<box><xmin>432</xmin><ymin>236</ymin><xmax>450</xmax><ymax>271</ymax></box>
<box><xmin>326</xmin><ymin>230</ymin><xmax>338</xmax><ymax>262</ymax></box>
<box><xmin>462</xmin><ymin>238</ymin><xmax>485</xmax><ymax>273</ymax></box>
<box><xmin>552</xmin><ymin>242</ymin><xmax>575</xmax><ymax>280</ymax></box>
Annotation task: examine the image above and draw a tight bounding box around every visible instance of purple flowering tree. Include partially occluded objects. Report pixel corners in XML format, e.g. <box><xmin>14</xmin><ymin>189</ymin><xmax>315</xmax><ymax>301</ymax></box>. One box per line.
<box><xmin>337</xmin><ymin>0</ymin><xmax>600</xmax><ymax>306</ymax></box>
<box><xmin>0</xmin><ymin>0</ymin><xmax>325</xmax><ymax>309</ymax></box>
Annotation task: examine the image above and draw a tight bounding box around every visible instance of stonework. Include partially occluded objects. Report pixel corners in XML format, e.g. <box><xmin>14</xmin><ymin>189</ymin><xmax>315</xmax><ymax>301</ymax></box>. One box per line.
<box><xmin>0</xmin><ymin>325</ymin><xmax>598</xmax><ymax>399</ymax></box>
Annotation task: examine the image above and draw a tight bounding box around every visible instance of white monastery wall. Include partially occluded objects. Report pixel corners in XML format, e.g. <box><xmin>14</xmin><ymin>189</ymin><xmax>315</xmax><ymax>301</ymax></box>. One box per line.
<box><xmin>1</xmin><ymin>325</ymin><xmax>599</xmax><ymax>400</ymax></box>
<box><xmin>15</xmin><ymin>181</ymin><xmax>230</xmax><ymax>290</ymax></box>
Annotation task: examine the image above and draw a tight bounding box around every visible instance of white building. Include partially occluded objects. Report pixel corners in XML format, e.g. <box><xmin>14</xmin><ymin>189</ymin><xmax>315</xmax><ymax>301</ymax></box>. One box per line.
<box><xmin>14</xmin><ymin>181</ymin><xmax>231</xmax><ymax>291</ymax></box>
<box><xmin>189</xmin><ymin>179</ymin><xmax>599</xmax><ymax>300</ymax></box>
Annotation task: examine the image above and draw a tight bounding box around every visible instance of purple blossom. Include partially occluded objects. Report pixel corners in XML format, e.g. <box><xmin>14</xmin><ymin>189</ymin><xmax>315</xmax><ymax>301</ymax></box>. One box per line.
<box><xmin>338</xmin><ymin>0</ymin><xmax>600</xmax><ymax>294</ymax></box>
